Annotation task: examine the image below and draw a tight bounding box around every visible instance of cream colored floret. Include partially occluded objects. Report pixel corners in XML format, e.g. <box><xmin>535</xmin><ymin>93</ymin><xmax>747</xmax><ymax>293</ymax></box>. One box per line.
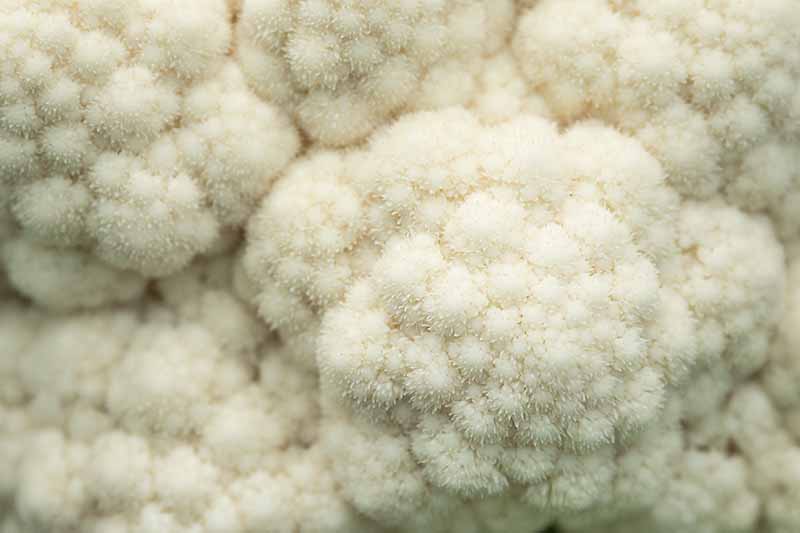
<box><xmin>0</xmin><ymin>1</ymin><xmax>299</xmax><ymax>278</ymax></box>
<box><xmin>513</xmin><ymin>0</ymin><xmax>800</xmax><ymax>230</ymax></box>
<box><xmin>0</xmin><ymin>265</ymin><xmax>376</xmax><ymax>533</ymax></box>
<box><xmin>235</xmin><ymin>0</ymin><xmax>514</xmax><ymax>145</ymax></box>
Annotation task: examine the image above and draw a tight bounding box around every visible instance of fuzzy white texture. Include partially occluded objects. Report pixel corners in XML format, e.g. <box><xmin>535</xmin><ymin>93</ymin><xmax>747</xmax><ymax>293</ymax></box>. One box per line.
<box><xmin>235</xmin><ymin>0</ymin><xmax>514</xmax><ymax>145</ymax></box>
<box><xmin>513</xmin><ymin>0</ymin><xmax>800</xmax><ymax>233</ymax></box>
<box><xmin>240</xmin><ymin>108</ymin><xmax>785</xmax><ymax>526</ymax></box>
<box><xmin>664</xmin><ymin>201</ymin><xmax>786</xmax><ymax>377</ymax></box>
<box><xmin>465</xmin><ymin>51</ymin><xmax>553</xmax><ymax>126</ymax></box>
<box><xmin>0</xmin><ymin>185</ymin><xmax>16</xmax><ymax>298</ymax></box>
<box><xmin>1</xmin><ymin>238</ymin><xmax>146</xmax><ymax>311</ymax></box>
<box><xmin>764</xmin><ymin>258</ymin><xmax>800</xmax><ymax>432</ymax></box>
<box><xmin>1</xmin><ymin>3</ymin><xmax>799</xmax><ymax>533</ymax></box>
<box><xmin>0</xmin><ymin>0</ymin><xmax>299</xmax><ymax>279</ymax></box>
<box><xmin>319</xmin><ymin>393</ymin><xmax>557</xmax><ymax>533</ymax></box>
<box><xmin>562</xmin><ymin>438</ymin><xmax>758</xmax><ymax>532</ymax></box>
<box><xmin>0</xmin><ymin>261</ymin><xmax>378</xmax><ymax>533</ymax></box>
<box><xmin>559</xmin><ymin>258</ymin><xmax>800</xmax><ymax>533</ymax></box>
<box><xmin>563</xmin><ymin>372</ymin><xmax>800</xmax><ymax>533</ymax></box>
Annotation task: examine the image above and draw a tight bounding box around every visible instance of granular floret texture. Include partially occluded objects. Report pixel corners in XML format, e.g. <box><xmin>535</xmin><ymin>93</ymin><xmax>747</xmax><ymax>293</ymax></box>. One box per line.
<box><xmin>0</xmin><ymin>261</ymin><xmax>378</xmax><ymax>533</ymax></box>
<box><xmin>513</xmin><ymin>0</ymin><xmax>800</xmax><ymax>233</ymax></box>
<box><xmin>664</xmin><ymin>201</ymin><xmax>786</xmax><ymax>377</ymax></box>
<box><xmin>1</xmin><ymin>237</ymin><xmax>146</xmax><ymax>311</ymax></box>
<box><xmin>318</xmin><ymin>111</ymin><xmax>684</xmax><ymax>455</ymax></box>
<box><xmin>1</xmin><ymin>3</ymin><xmax>799</xmax><ymax>533</ymax></box>
<box><xmin>240</xmin><ymin>108</ymin><xmax>786</xmax><ymax>525</ymax></box>
<box><xmin>763</xmin><ymin>256</ymin><xmax>800</xmax><ymax>445</ymax></box>
<box><xmin>557</xmin><ymin>251</ymin><xmax>799</xmax><ymax>533</ymax></box>
<box><xmin>560</xmin><ymin>373</ymin><xmax>800</xmax><ymax>533</ymax></box>
<box><xmin>235</xmin><ymin>0</ymin><xmax>514</xmax><ymax>146</ymax></box>
<box><xmin>320</xmin><ymin>385</ymin><xmax>688</xmax><ymax>531</ymax></box>
<box><xmin>0</xmin><ymin>0</ymin><xmax>299</xmax><ymax>278</ymax></box>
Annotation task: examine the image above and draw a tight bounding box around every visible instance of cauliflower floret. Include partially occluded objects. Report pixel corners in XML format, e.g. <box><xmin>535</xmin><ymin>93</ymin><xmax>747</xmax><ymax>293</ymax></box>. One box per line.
<box><xmin>557</xmin><ymin>204</ymin><xmax>787</xmax><ymax>533</ymax></box>
<box><xmin>562</xmin><ymin>446</ymin><xmax>760</xmax><ymax>533</ymax></box>
<box><xmin>106</xmin><ymin>320</ymin><xmax>252</xmax><ymax>437</ymax></box>
<box><xmin>0</xmin><ymin>1</ymin><xmax>299</xmax><ymax>278</ymax></box>
<box><xmin>764</xmin><ymin>258</ymin><xmax>800</xmax><ymax>431</ymax></box>
<box><xmin>0</xmin><ymin>274</ymin><xmax>376</xmax><ymax>532</ymax></box>
<box><xmin>723</xmin><ymin>385</ymin><xmax>800</xmax><ymax>533</ymax></box>
<box><xmin>562</xmin><ymin>352</ymin><xmax>800</xmax><ymax>533</ymax></box>
<box><xmin>465</xmin><ymin>51</ymin><xmax>553</xmax><ymax>126</ymax></box>
<box><xmin>1</xmin><ymin>3</ymin><xmax>796</xmax><ymax>532</ymax></box>
<box><xmin>235</xmin><ymin>0</ymin><xmax>514</xmax><ymax>145</ymax></box>
<box><xmin>664</xmin><ymin>201</ymin><xmax>786</xmax><ymax>377</ymax></box>
<box><xmin>727</xmin><ymin>143</ymin><xmax>800</xmax><ymax>240</ymax></box>
<box><xmin>239</xmin><ymin>150</ymin><xmax>382</xmax><ymax>367</ymax></box>
<box><xmin>513</xmin><ymin>0</ymin><xmax>800</xmax><ymax>227</ymax></box>
<box><xmin>1</xmin><ymin>238</ymin><xmax>146</xmax><ymax>311</ymax></box>
<box><xmin>0</xmin><ymin>304</ymin><xmax>137</xmax><ymax>531</ymax></box>
<box><xmin>0</xmin><ymin>303</ymin><xmax>44</xmax><ymax>500</ymax></box>
<box><xmin>240</xmin><ymin>108</ymin><xmax>786</xmax><ymax>525</ymax></box>
<box><xmin>556</xmin><ymin>374</ymin><xmax>742</xmax><ymax>533</ymax></box>
<box><xmin>323</xmin><ymin>389</ymin><xmax>681</xmax><ymax>532</ymax></box>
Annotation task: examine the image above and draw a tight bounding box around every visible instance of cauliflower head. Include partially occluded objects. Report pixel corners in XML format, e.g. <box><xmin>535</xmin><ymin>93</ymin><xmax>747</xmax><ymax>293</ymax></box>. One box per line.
<box><xmin>0</xmin><ymin>0</ymin><xmax>299</xmax><ymax>278</ymax></box>
<box><xmin>241</xmin><ymin>108</ymin><xmax>785</xmax><ymax>525</ymax></box>
<box><xmin>0</xmin><ymin>262</ymin><xmax>376</xmax><ymax>533</ymax></box>
<box><xmin>1</xmin><ymin>3</ymin><xmax>798</xmax><ymax>533</ymax></box>
<box><xmin>513</xmin><ymin>0</ymin><xmax>800</xmax><ymax>236</ymax></box>
<box><xmin>235</xmin><ymin>0</ymin><xmax>514</xmax><ymax>145</ymax></box>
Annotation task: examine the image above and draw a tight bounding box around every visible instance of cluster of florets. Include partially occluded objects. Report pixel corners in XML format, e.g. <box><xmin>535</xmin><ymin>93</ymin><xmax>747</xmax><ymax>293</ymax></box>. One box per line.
<box><xmin>0</xmin><ymin>0</ymin><xmax>299</xmax><ymax>290</ymax></box>
<box><xmin>1</xmin><ymin>1</ymin><xmax>799</xmax><ymax>533</ymax></box>
<box><xmin>513</xmin><ymin>0</ymin><xmax>800</xmax><ymax>230</ymax></box>
<box><xmin>235</xmin><ymin>0</ymin><xmax>514</xmax><ymax>145</ymax></box>
<box><xmin>240</xmin><ymin>104</ymin><xmax>786</xmax><ymax>531</ymax></box>
<box><xmin>0</xmin><ymin>260</ymin><xmax>378</xmax><ymax>533</ymax></box>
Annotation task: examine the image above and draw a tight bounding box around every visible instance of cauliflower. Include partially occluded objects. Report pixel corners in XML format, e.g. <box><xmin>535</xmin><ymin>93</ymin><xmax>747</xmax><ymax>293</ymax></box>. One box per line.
<box><xmin>764</xmin><ymin>259</ymin><xmax>800</xmax><ymax>429</ymax></box>
<box><xmin>1</xmin><ymin>2</ymin><xmax>798</xmax><ymax>533</ymax></box>
<box><xmin>0</xmin><ymin>264</ymin><xmax>377</xmax><ymax>533</ymax></box>
<box><xmin>664</xmin><ymin>201</ymin><xmax>786</xmax><ymax>376</ymax></box>
<box><xmin>235</xmin><ymin>0</ymin><xmax>514</xmax><ymax>145</ymax></box>
<box><xmin>1</xmin><ymin>238</ymin><xmax>146</xmax><ymax>311</ymax></box>
<box><xmin>513</xmin><ymin>0</ymin><xmax>800</xmax><ymax>235</ymax></box>
<box><xmin>0</xmin><ymin>0</ymin><xmax>299</xmax><ymax>278</ymax></box>
<box><xmin>560</xmin><ymin>376</ymin><xmax>800</xmax><ymax>533</ymax></box>
<box><xmin>558</xmin><ymin>253</ymin><xmax>800</xmax><ymax>533</ymax></box>
<box><xmin>240</xmin><ymin>108</ymin><xmax>785</xmax><ymax>526</ymax></box>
